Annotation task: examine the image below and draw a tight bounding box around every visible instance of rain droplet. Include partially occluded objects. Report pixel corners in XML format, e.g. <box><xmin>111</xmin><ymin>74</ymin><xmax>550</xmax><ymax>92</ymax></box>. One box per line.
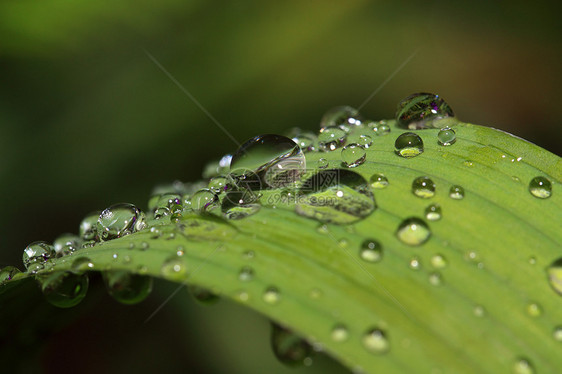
<box><xmin>513</xmin><ymin>358</ymin><xmax>535</xmax><ymax>374</ymax></box>
<box><xmin>528</xmin><ymin>176</ymin><xmax>552</xmax><ymax>199</ymax></box>
<box><xmin>473</xmin><ymin>305</ymin><xmax>486</xmax><ymax>317</ymax></box>
<box><xmin>317</xmin><ymin>158</ymin><xmax>329</xmax><ymax>169</ymax></box>
<box><xmin>208</xmin><ymin>176</ymin><xmax>228</xmax><ymax>194</ymax></box>
<box><xmin>40</xmin><ymin>271</ymin><xmax>89</xmax><ymax>308</ymax></box>
<box><xmin>53</xmin><ymin>234</ymin><xmax>81</xmax><ymax>258</ymax></box>
<box><xmin>547</xmin><ymin>258</ymin><xmax>562</xmax><ymax>295</ymax></box>
<box><xmin>0</xmin><ymin>266</ymin><xmax>21</xmax><ymax>284</ymax></box>
<box><xmin>366</xmin><ymin>120</ymin><xmax>391</xmax><ymax>136</ymax></box>
<box><xmin>320</xmin><ymin>106</ymin><xmax>362</xmax><ymax>130</ymax></box>
<box><xmin>153</xmin><ymin>193</ymin><xmax>182</xmax><ymax>219</ymax></box>
<box><xmin>271</xmin><ymin>323</ymin><xmax>314</xmax><ymax>366</ymax></box>
<box><xmin>362</xmin><ymin>328</ymin><xmax>389</xmax><ymax>354</ymax></box>
<box><xmin>263</xmin><ymin>286</ymin><xmax>281</xmax><ymax>304</ymax></box>
<box><xmin>409</xmin><ymin>256</ymin><xmax>421</xmax><ymax>270</ymax></box>
<box><xmin>341</xmin><ymin>143</ymin><xmax>366</xmax><ymax>168</ymax></box>
<box><xmin>71</xmin><ymin>257</ymin><xmax>94</xmax><ymax>273</ymax></box>
<box><xmin>191</xmin><ymin>189</ymin><xmax>219</xmax><ymax>212</ymax></box>
<box><xmin>23</xmin><ymin>241</ymin><xmax>56</xmax><ymax>270</ymax></box>
<box><xmin>221</xmin><ymin>190</ymin><xmax>261</xmax><ymax>220</ymax></box>
<box><xmin>396</xmin><ymin>92</ymin><xmax>454</xmax><ymax>129</ymax></box>
<box><xmin>553</xmin><ymin>326</ymin><xmax>562</xmax><ymax>342</ymax></box>
<box><xmin>161</xmin><ymin>256</ymin><xmax>188</xmax><ymax>281</ymax></box>
<box><xmin>412</xmin><ymin>177</ymin><xmax>436</xmax><ymax>198</ymax></box>
<box><xmin>189</xmin><ymin>285</ymin><xmax>219</xmax><ymax>304</ymax></box>
<box><xmin>526</xmin><ymin>302</ymin><xmax>542</xmax><ymax>317</ymax></box>
<box><xmin>369</xmin><ymin>173</ymin><xmax>389</xmax><ymax>189</ymax></box>
<box><xmin>395</xmin><ymin>132</ymin><xmax>424</xmax><ymax>158</ymax></box>
<box><xmin>360</xmin><ymin>240</ymin><xmax>383</xmax><ymax>263</ymax></box>
<box><xmin>331</xmin><ymin>324</ymin><xmax>349</xmax><ymax>342</ymax></box>
<box><xmin>318</xmin><ymin>126</ymin><xmax>347</xmax><ymax>151</ymax></box>
<box><xmin>97</xmin><ymin>203</ymin><xmax>146</xmax><ymax>241</ymax></box>
<box><xmin>348</xmin><ymin>134</ymin><xmax>373</xmax><ymax>148</ymax></box>
<box><xmin>437</xmin><ymin>127</ymin><xmax>456</xmax><ymax>146</ymax></box>
<box><xmin>102</xmin><ymin>270</ymin><xmax>152</xmax><ymax>305</ymax></box>
<box><xmin>238</xmin><ymin>266</ymin><xmax>255</xmax><ymax>281</ymax></box>
<box><xmin>425</xmin><ymin>204</ymin><xmax>442</xmax><ymax>221</ymax></box>
<box><xmin>79</xmin><ymin>211</ymin><xmax>100</xmax><ymax>241</ymax></box>
<box><xmin>291</xmin><ymin>132</ymin><xmax>317</xmax><ymax>152</ymax></box>
<box><xmin>449</xmin><ymin>185</ymin><xmax>465</xmax><ymax>200</ymax></box>
<box><xmin>429</xmin><ymin>272</ymin><xmax>442</xmax><ymax>286</ymax></box>
<box><xmin>431</xmin><ymin>254</ymin><xmax>447</xmax><ymax>269</ymax></box>
<box><xmin>396</xmin><ymin>218</ymin><xmax>431</xmax><ymax>246</ymax></box>
<box><xmin>295</xmin><ymin>169</ymin><xmax>376</xmax><ymax>224</ymax></box>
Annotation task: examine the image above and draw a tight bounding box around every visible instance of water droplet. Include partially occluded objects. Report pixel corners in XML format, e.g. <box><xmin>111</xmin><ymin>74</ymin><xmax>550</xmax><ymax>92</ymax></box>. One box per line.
<box><xmin>71</xmin><ymin>257</ymin><xmax>94</xmax><ymax>273</ymax></box>
<box><xmin>513</xmin><ymin>358</ymin><xmax>535</xmax><ymax>374</ymax></box>
<box><xmin>528</xmin><ymin>176</ymin><xmax>552</xmax><ymax>199</ymax></box>
<box><xmin>190</xmin><ymin>189</ymin><xmax>219</xmax><ymax>213</ymax></box>
<box><xmin>242</xmin><ymin>250</ymin><xmax>255</xmax><ymax>260</ymax></box>
<box><xmin>0</xmin><ymin>266</ymin><xmax>21</xmax><ymax>284</ymax></box>
<box><xmin>437</xmin><ymin>127</ymin><xmax>456</xmax><ymax>146</ymax></box>
<box><xmin>40</xmin><ymin>271</ymin><xmax>89</xmax><ymax>308</ymax></box>
<box><xmin>547</xmin><ymin>258</ymin><xmax>562</xmax><ymax>295</ymax></box>
<box><xmin>321</xmin><ymin>106</ymin><xmax>362</xmax><ymax>130</ymax></box>
<box><xmin>526</xmin><ymin>302</ymin><xmax>542</xmax><ymax>317</ymax></box>
<box><xmin>412</xmin><ymin>177</ymin><xmax>436</xmax><ymax>198</ymax></box>
<box><xmin>97</xmin><ymin>203</ymin><xmax>146</xmax><ymax>241</ymax></box>
<box><xmin>425</xmin><ymin>204</ymin><xmax>442</xmax><ymax>221</ymax></box>
<box><xmin>396</xmin><ymin>92</ymin><xmax>454</xmax><ymax>129</ymax></box>
<box><xmin>360</xmin><ymin>240</ymin><xmax>383</xmax><ymax>263</ymax></box>
<box><xmin>366</xmin><ymin>120</ymin><xmax>391</xmax><ymax>136</ymax></box>
<box><xmin>102</xmin><ymin>270</ymin><xmax>152</xmax><ymax>305</ymax></box>
<box><xmin>189</xmin><ymin>285</ymin><xmax>219</xmax><ymax>304</ymax></box>
<box><xmin>23</xmin><ymin>241</ymin><xmax>56</xmax><ymax>270</ymax></box>
<box><xmin>348</xmin><ymin>134</ymin><xmax>373</xmax><ymax>148</ymax></box>
<box><xmin>79</xmin><ymin>211</ymin><xmax>101</xmax><ymax>241</ymax></box>
<box><xmin>291</xmin><ymin>132</ymin><xmax>317</xmax><ymax>152</ymax></box>
<box><xmin>221</xmin><ymin>190</ymin><xmax>261</xmax><ymax>220</ymax></box>
<box><xmin>263</xmin><ymin>286</ymin><xmax>281</xmax><ymax>304</ymax></box>
<box><xmin>369</xmin><ymin>173</ymin><xmax>388</xmax><ymax>189</ymax></box>
<box><xmin>409</xmin><ymin>256</ymin><xmax>421</xmax><ymax>270</ymax></box>
<box><xmin>238</xmin><ymin>266</ymin><xmax>255</xmax><ymax>281</ymax></box>
<box><xmin>341</xmin><ymin>143</ymin><xmax>366</xmax><ymax>168</ymax></box>
<box><xmin>331</xmin><ymin>324</ymin><xmax>349</xmax><ymax>342</ymax></box>
<box><xmin>230</xmin><ymin>134</ymin><xmax>305</xmax><ymax>189</ymax></box>
<box><xmin>429</xmin><ymin>272</ymin><xmax>442</xmax><ymax>286</ymax></box>
<box><xmin>553</xmin><ymin>326</ymin><xmax>562</xmax><ymax>342</ymax></box>
<box><xmin>362</xmin><ymin>328</ymin><xmax>389</xmax><ymax>354</ymax></box>
<box><xmin>271</xmin><ymin>323</ymin><xmax>314</xmax><ymax>366</ymax></box>
<box><xmin>161</xmin><ymin>256</ymin><xmax>188</xmax><ymax>281</ymax></box>
<box><xmin>397</xmin><ymin>218</ymin><xmax>431</xmax><ymax>246</ymax></box>
<box><xmin>431</xmin><ymin>254</ymin><xmax>447</xmax><ymax>269</ymax></box>
<box><xmin>53</xmin><ymin>234</ymin><xmax>81</xmax><ymax>257</ymax></box>
<box><xmin>473</xmin><ymin>305</ymin><xmax>486</xmax><ymax>317</ymax></box>
<box><xmin>318</xmin><ymin>127</ymin><xmax>347</xmax><ymax>151</ymax></box>
<box><xmin>449</xmin><ymin>185</ymin><xmax>465</xmax><ymax>200</ymax></box>
<box><xmin>295</xmin><ymin>169</ymin><xmax>376</xmax><ymax>224</ymax></box>
<box><xmin>153</xmin><ymin>193</ymin><xmax>182</xmax><ymax>219</ymax></box>
<box><xmin>395</xmin><ymin>132</ymin><xmax>424</xmax><ymax>158</ymax></box>
<box><xmin>317</xmin><ymin>158</ymin><xmax>329</xmax><ymax>169</ymax></box>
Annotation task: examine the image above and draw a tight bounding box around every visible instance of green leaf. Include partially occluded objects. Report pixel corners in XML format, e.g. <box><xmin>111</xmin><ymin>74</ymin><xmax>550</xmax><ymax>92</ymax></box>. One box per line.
<box><xmin>2</xmin><ymin>119</ymin><xmax>561</xmax><ymax>373</ymax></box>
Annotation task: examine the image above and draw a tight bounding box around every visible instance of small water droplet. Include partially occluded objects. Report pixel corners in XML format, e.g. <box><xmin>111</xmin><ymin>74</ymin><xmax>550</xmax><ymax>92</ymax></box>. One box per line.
<box><xmin>528</xmin><ymin>176</ymin><xmax>552</xmax><ymax>199</ymax></box>
<box><xmin>189</xmin><ymin>285</ymin><xmax>219</xmax><ymax>304</ymax></box>
<box><xmin>97</xmin><ymin>203</ymin><xmax>146</xmax><ymax>241</ymax></box>
<box><xmin>263</xmin><ymin>286</ymin><xmax>281</xmax><ymax>304</ymax></box>
<box><xmin>397</xmin><ymin>218</ymin><xmax>431</xmax><ymax>246</ymax></box>
<box><xmin>238</xmin><ymin>266</ymin><xmax>255</xmax><ymax>281</ymax></box>
<box><xmin>161</xmin><ymin>256</ymin><xmax>188</xmax><ymax>280</ymax></box>
<box><xmin>296</xmin><ymin>169</ymin><xmax>375</xmax><ymax>224</ymax></box>
<box><xmin>463</xmin><ymin>160</ymin><xmax>474</xmax><ymax>167</ymax></box>
<box><xmin>317</xmin><ymin>158</ymin><xmax>329</xmax><ymax>169</ymax></box>
<box><xmin>102</xmin><ymin>270</ymin><xmax>152</xmax><ymax>305</ymax></box>
<box><xmin>409</xmin><ymin>256</ymin><xmax>421</xmax><ymax>270</ymax></box>
<box><xmin>341</xmin><ymin>143</ymin><xmax>366</xmax><ymax>168</ymax></box>
<box><xmin>513</xmin><ymin>358</ymin><xmax>535</xmax><ymax>374</ymax></box>
<box><xmin>53</xmin><ymin>233</ymin><xmax>81</xmax><ymax>258</ymax></box>
<box><xmin>528</xmin><ymin>256</ymin><xmax>536</xmax><ymax>265</ymax></box>
<box><xmin>208</xmin><ymin>176</ymin><xmax>228</xmax><ymax>194</ymax></box>
<box><xmin>318</xmin><ymin>126</ymin><xmax>347</xmax><ymax>151</ymax></box>
<box><xmin>369</xmin><ymin>173</ymin><xmax>388</xmax><ymax>189</ymax></box>
<box><xmin>526</xmin><ymin>302</ymin><xmax>542</xmax><ymax>317</ymax></box>
<box><xmin>242</xmin><ymin>250</ymin><xmax>255</xmax><ymax>260</ymax></box>
<box><xmin>430</xmin><ymin>254</ymin><xmax>447</xmax><ymax>269</ymax></box>
<box><xmin>412</xmin><ymin>177</ymin><xmax>436</xmax><ymax>198</ymax></box>
<box><xmin>23</xmin><ymin>241</ymin><xmax>56</xmax><ymax>270</ymax></box>
<box><xmin>153</xmin><ymin>193</ymin><xmax>183</xmax><ymax>220</ymax></box>
<box><xmin>425</xmin><ymin>203</ymin><xmax>442</xmax><ymax>221</ymax></box>
<box><xmin>429</xmin><ymin>272</ymin><xmax>442</xmax><ymax>286</ymax></box>
<box><xmin>191</xmin><ymin>189</ymin><xmax>219</xmax><ymax>212</ymax></box>
<box><xmin>362</xmin><ymin>328</ymin><xmax>389</xmax><ymax>354</ymax></box>
<box><xmin>547</xmin><ymin>258</ymin><xmax>562</xmax><ymax>295</ymax></box>
<box><xmin>396</xmin><ymin>92</ymin><xmax>454</xmax><ymax>129</ymax></box>
<box><xmin>331</xmin><ymin>324</ymin><xmax>349</xmax><ymax>342</ymax></box>
<box><xmin>291</xmin><ymin>132</ymin><xmax>317</xmax><ymax>152</ymax></box>
<box><xmin>360</xmin><ymin>240</ymin><xmax>383</xmax><ymax>263</ymax></box>
<box><xmin>221</xmin><ymin>190</ymin><xmax>261</xmax><ymax>220</ymax></box>
<box><xmin>0</xmin><ymin>266</ymin><xmax>21</xmax><ymax>284</ymax></box>
<box><xmin>553</xmin><ymin>326</ymin><xmax>562</xmax><ymax>342</ymax></box>
<box><xmin>71</xmin><ymin>257</ymin><xmax>94</xmax><ymax>273</ymax></box>
<box><xmin>321</xmin><ymin>106</ymin><xmax>362</xmax><ymax>130</ymax></box>
<box><xmin>449</xmin><ymin>185</ymin><xmax>465</xmax><ymax>199</ymax></box>
<box><xmin>366</xmin><ymin>120</ymin><xmax>391</xmax><ymax>136</ymax></box>
<box><xmin>79</xmin><ymin>211</ymin><xmax>101</xmax><ymax>241</ymax></box>
<box><xmin>395</xmin><ymin>132</ymin><xmax>424</xmax><ymax>158</ymax></box>
<box><xmin>271</xmin><ymin>323</ymin><xmax>314</xmax><ymax>366</ymax></box>
<box><xmin>437</xmin><ymin>127</ymin><xmax>456</xmax><ymax>146</ymax></box>
<box><xmin>473</xmin><ymin>305</ymin><xmax>486</xmax><ymax>317</ymax></box>
<box><xmin>40</xmin><ymin>271</ymin><xmax>89</xmax><ymax>308</ymax></box>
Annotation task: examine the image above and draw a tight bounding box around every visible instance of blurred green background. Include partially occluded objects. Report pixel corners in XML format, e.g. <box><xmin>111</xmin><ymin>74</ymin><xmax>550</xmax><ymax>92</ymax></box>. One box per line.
<box><xmin>0</xmin><ymin>1</ymin><xmax>560</xmax><ymax>372</ymax></box>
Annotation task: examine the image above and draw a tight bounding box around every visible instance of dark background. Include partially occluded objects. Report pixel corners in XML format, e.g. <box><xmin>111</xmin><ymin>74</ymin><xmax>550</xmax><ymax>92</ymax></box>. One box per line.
<box><xmin>0</xmin><ymin>1</ymin><xmax>560</xmax><ymax>372</ymax></box>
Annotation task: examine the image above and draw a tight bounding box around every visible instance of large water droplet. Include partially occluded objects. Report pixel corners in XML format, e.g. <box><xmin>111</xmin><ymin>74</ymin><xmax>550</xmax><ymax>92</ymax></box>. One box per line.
<box><xmin>449</xmin><ymin>185</ymin><xmax>465</xmax><ymax>200</ymax></box>
<box><xmin>528</xmin><ymin>176</ymin><xmax>552</xmax><ymax>199</ymax></box>
<box><xmin>53</xmin><ymin>234</ymin><xmax>81</xmax><ymax>257</ymax></box>
<box><xmin>369</xmin><ymin>173</ymin><xmax>388</xmax><ymax>189</ymax></box>
<box><xmin>341</xmin><ymin>143</ymin><xmax>366</xmax><ymax>168</ymax></box>
<box><xmin>360</xmin><ymin>239</ymin><xmax>383</xmax><ymax>263</ymax></box>
<box><xmin>437</xmin><ymin>127</ymin><xmax>456</xmax><ymax>146</ymax></box>
<box><xmin>71</xmin><ymin>257</ymin><xmax>94</xmax><ymax>273</ymax></box>
<box><xmin>318</xmin><ymin>127</ymin><xmax>347</xmax><ymax>151</ymax></box>
<box><xmin>295</xmin><ymin>169</ymin><xmax>376</xmax><ymax>224</ymax></box>
<box><xmin>362</xmin><ymin>328</ymin><xmax>389</xmax><ymax>354</ymax></box>
<box><xmin>395</xmin><ymin>132</ymin><xmax>424</xmax><ymax>158</ymax></box>
<box><xmin>513</xmin><ymin>358</ymin><xmax>535</xmax><ymax>374</ymax></box>
<box><xmin>425</xmin><ymin>203</ymin><xmax>442</xmax><ymax>221</ymax></box>
<box><xmin>230</xmin><ymin>134</ymin><xmax>305</xmax><ymax>189</ymax></box>
<box><xmin>412</xmin><ymin>177</ymin><xmax>436</xmax><ymax>198</ymax></box>
<box><xmin>221</xmin><ymin>190</ymin><xmax>261</xmax><ymax>220</ymax></box>
<box><xmin>271</xmin><ymin>323</ymin><xmax>314</xmax><ymax>366</ymax></box>
<box><xmin>23</xmin><ymin>241</ymin><xmax>55</xmax><ymax>271</ymax></box>
<box><xmin>97</xmin><ymin>203</ymin><xmax>146</xmax><ymax>241</ymax></box>
<box><xmin>396</xmin><ymin>92</ymin><xmax>454</xmax><ymax>129</ymax></box>
<box><xmin>79</xmin><ymin>211</ymin><xmax>101</xmax><ymax>241</ymax></box>
<box><xmin>321</xmin><ymin>106</ymin><xmax>362</xmax><ymax>130</ymax></box>
<box><xmin>40</xmin><ymin>271</ymin><xmax>89</xmax><ymax>308</ymax></box>
<box><xmin>0</xmin><ymin>266</ymin><xmax>21</xmax><ymax>284</ymax></box>
<box><xmin>102</xmin><ymin>270</ymin><xmax>152</xmax><ymax>305</ymax></box>
<box><xmin>331</xmin><ymin>324</ymin><xmax>349</xmax><ymax>342</ymax></box>
<box><xmin>161</xmin><ymin>256</ymin><xmax>188</xmax><ymax>281</ymax></box>
<box><xmin>396</xmin><ymin>218</ymin><xmax>431</xmax><ymax>246</ymax></box>
<box><xmin>547</xmin><ymin>257</ymin><xmax>562</xmax><ymax>295</ymax></box>
<box><xmin>191</xmin><ymin>189</ymin><xmax>219</xmax><ymax>213</ymax></box>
